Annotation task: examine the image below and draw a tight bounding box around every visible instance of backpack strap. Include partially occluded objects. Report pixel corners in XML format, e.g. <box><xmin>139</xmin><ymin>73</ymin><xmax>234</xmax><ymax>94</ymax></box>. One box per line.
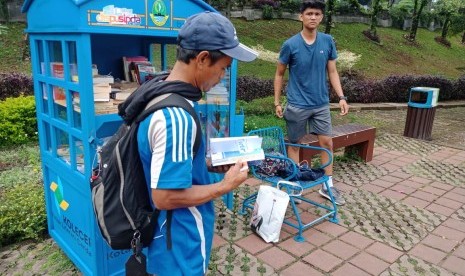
<box><xmin>135</xmin><ymin>93</ymin><xmax>201</xmax><ymax>251</ymax></box>
<box><xmin>135</xmin><ymin>93</ymin><xmax>202</xmax><ymax>156</ymax></box>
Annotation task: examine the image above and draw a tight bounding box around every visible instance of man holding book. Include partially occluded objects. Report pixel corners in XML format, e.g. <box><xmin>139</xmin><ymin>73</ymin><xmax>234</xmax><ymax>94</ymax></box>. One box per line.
<box><xmin>118</xmin><ymin>11</ymin><xmax>257</xmax><ymax>276</ymax></box>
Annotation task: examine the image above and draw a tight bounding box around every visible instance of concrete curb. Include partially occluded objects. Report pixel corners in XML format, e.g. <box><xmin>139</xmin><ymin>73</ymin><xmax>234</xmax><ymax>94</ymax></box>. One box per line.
<box><xmin>330</xmin><ymin>100</ymin><xmax>465</xmax><ymax>111</ymax></box>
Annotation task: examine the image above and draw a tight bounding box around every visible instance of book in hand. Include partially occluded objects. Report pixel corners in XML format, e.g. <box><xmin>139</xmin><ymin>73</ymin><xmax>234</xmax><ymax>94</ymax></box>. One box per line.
<box><xmin>210</xmin><ymin>136</ymin><xmax>265</xmax><ymax>166</ymax></box>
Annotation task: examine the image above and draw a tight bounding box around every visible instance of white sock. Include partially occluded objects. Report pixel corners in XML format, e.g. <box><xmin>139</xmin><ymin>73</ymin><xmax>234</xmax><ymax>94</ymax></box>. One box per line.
<box><xmin>324</xmin><ymin>176</ymin><xmax>334</xmax><ymax>191</ymax></box>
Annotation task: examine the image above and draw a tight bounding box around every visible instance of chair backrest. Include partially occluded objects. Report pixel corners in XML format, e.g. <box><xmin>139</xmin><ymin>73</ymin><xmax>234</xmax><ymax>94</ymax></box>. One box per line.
<box><xmin>248</xmin><ymin>127</ymin><xmax>288</xmax><ymax>157</ymax></box>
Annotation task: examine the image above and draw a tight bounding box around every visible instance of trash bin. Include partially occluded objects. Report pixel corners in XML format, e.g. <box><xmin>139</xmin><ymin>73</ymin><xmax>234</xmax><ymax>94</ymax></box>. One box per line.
<box><xmin>403</xmin><ymin>87</ymin><xmax>439</xmax><ymax>140</ymax></box>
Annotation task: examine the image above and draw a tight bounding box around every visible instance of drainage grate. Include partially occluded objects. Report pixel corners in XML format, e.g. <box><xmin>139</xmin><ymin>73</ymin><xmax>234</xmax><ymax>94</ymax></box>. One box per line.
<box><xmin>376</xmin><ymin>134</ymin><xmax>443</xmax><ymax>157</ymax></box>
<box><xmin>333</xmin><ymin>160</ymin><xmax>390</xmax><ymax>187</ymax></box>
<box><xmin>338</xmin><ymin>189</ymin><xmax>445</xmax><ymax>251</ymax></box>
<box><xmin>380</xmin><ymin>255</ymin><xmax>455</xmax><ymax>276</ymax></box>
<box><xmin>208</xmin><ymin>244</ymin><xmax>277</xmax><ymax>276</ymax></box>
<box><xmin>403</xmin><ymin>159</ymin><xmax>465</xmax><ymax>187</ymax></box>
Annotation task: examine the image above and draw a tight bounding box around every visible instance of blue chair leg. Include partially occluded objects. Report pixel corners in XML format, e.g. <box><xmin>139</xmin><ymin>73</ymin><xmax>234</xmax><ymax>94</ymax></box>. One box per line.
<box><xmin>288</xmin><ymin>198</ymin><xmax>306</xmax><ymax>242</ymax></box>
<box><xmin>239</xmin><ymin>193</ymin><xmax>257</xmax><ymax>215</ymax></box>
<box><xmin>323</xmin><ymin>180</ymin><xmax>339</xmax><ymax>224</ymax></box>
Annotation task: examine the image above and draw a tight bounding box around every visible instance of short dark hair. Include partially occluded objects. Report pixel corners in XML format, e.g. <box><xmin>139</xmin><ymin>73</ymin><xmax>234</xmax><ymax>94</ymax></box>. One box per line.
<box><xmin>300</xmin><ymin>0</ymin><xmax>326</xmax><ymax>13</ymax></box>
<box><xmin>176</xmin><ymin>47</ymin><xmax>226</xmax><ymax>65</ymax></box>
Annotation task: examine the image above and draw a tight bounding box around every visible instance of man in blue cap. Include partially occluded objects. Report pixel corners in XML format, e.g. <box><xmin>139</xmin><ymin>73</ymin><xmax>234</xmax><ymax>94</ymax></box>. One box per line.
<box><xmin>119</xmin><ymin>11</ymin><xmax>257</xmax><ymax>275</ymax></box>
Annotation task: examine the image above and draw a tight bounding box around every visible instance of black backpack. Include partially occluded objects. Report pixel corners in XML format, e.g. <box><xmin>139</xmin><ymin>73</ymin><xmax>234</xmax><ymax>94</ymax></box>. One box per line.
<box><xmin>90</xmin><ymin>93</ymin><xmax>201</xmax><ymax>250</ymax></box>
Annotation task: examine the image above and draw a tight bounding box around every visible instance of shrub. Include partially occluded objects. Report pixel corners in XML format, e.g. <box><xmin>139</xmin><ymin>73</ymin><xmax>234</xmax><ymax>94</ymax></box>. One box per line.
<box><xmin>253</xmin><ymin>0</ymin><xmax>279</xmax><ymax>9</ymax></box>
<box><xmin>262</xmin><ymin>4</ymin><xmax>274</xmax><ymax>19</ymax></box>
<box><xmin>0</xmin><ymin>72</ymin><xmax>34</xmax><ymax>101</ymax></box>
<box><xmin>237</xmin><ymin>76</ymin><xmax>277</xmax><ymax>101</ymax></box>
<box><xmin>452</xmin><ymin>75</ymin><xmax>465</xmax><ymax>99</ymax></box>
<box><xmin>0</xmin><ymin>182</ymin><xmax>47</xmax><ymax>247</ymax></box>
<box><xmin>0</xmin><ymin>96</ymin><xmax>38</xmax><ymax>148</ymax></box>
<box><xmin>280</xmin><ymin>0</ymin><xmax>301</xmax><ymax>13</ymax></box>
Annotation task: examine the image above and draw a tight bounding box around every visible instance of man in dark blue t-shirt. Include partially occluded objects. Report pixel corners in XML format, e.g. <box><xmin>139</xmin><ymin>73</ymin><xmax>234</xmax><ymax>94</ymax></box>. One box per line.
<box><xmin>274</xmin><ymin>0</ymin><xmax>349</xmax><ymax>205</ymax></box>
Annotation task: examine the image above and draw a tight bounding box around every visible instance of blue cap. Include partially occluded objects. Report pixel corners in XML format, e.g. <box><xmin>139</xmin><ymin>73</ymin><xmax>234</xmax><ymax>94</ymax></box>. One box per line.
<box><xmin>178</xmin><ymin>11</ymin><xmax>258</xmax><ymax>62</ymax></box>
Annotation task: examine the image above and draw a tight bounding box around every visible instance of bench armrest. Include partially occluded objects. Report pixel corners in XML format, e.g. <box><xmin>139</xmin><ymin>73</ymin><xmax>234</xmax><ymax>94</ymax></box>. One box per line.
<box><xmin>284</xmin><ymin>142</ymin><xmax>333</xmax><ymax>169</ymax></box>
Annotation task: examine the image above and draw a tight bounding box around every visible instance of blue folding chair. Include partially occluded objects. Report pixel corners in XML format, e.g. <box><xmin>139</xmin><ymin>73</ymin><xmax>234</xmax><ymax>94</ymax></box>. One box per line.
<box><xmin>241</xmin><ymin>126</ymin><xmax>338</xmax><ymax>242</ymax></box>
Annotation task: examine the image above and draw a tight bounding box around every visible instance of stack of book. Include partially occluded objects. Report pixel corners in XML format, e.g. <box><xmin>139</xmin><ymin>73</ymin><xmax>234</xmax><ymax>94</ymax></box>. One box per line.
<box><xmin>93</xmin><ymin>75</ymin><xmax>114</xmax><ymax>102</ymax></box>
<box><xmin>110</xmin><ymin>81</ymin><xmax>139</xmax><ymax>102</ymax></box>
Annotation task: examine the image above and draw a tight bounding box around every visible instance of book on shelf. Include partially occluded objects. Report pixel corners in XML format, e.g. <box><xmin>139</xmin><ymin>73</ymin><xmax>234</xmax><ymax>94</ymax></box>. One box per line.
<box><xmin>209</xmin><ymin>136</ymin><xmax>265</xmax><ymax>166</ymax></box>
<box><xmin>122</xmin><ymin>56</ymin><xmax>148</xmax><ymax>82</ymax></box>
<box><xmin>93</xmin><ymin>74</ymin><xmax>114</xmax><ymax>85</ymax></box>
<box><xmin>135</xmin><ymin>62</ymin><xmax>156</xmax><ymax>84</ymax></box>
<box><xmin>50</xmin><ymin>62</ymin><xmax>64</xmax><ymax>79</ymax></box>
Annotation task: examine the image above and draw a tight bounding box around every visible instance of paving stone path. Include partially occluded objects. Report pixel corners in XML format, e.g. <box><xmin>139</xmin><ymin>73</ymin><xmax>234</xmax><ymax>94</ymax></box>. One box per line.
<box><xmin>1</xmin><ymin>133</ymin><xmax>464</xmax><ymax>275</ymax></box>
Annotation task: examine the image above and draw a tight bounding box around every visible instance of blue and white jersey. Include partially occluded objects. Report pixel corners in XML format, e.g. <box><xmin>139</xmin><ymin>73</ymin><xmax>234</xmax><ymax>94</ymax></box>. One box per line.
<box><xmin>137</xmin><ymin>102</ymin><xmax>214</xmax><ymax>276</ymax></box>
<box><xmin>279</xmin><ymin>32</ymin><xmax>338</xmax><ymax>109</ymax></box>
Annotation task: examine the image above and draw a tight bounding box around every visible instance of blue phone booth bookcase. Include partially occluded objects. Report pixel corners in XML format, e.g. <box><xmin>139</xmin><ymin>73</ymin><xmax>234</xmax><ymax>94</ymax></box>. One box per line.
<box><xmin>22</xmin><ymin>0</ymin><xmax>243</xmax><ymax>274</ymax></box>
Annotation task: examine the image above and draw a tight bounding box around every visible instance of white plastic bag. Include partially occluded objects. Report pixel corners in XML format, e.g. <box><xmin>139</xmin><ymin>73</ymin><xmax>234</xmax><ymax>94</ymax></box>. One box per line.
<box><xmin>250</xmin><ymin>183</ymin><xmax>292</xmax><ymax>243</ymax></box>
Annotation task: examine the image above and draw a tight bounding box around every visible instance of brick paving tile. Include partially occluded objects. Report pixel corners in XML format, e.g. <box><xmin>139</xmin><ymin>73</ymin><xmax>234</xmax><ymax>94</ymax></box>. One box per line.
<box><xmin>433</xmin><ymin>226</ymin><xmax>465</xmax><ymax>242</ymax></box>
<box><xmin>434</xmin><ymin>197</ymin><xmax>464</xmax><ymax>210</ymax></box>
<box><xmin>453</xmin><ymin>244</ymin><xmax>465</xmax><ymax>258</ymax></box>
<box><xmin>388</xmin><ymin>160</ymin><xmax>411</xmax><ymax>167</ymax></box>
<box><xmin>362</xmin><ymin>184</ymin><xmax>385</xmax><ymax>194</ymax></box>
<box><xmin>371</xmin><ymin>179</ymin><xmax>397</xmax><ymax>189</ymax></box>
<box><xmin>302</xmin><ymin>249</ymin><xmax>343</xmax><ymax>272</ymax></box>
<box><xmin>379</xmin><ymin>189</ymin><xmax>408</xmax><ymax>201</ymax></box>
<box><xmin>331</xmin><ymin>263</ymin><xmax>371</xmax><ymax>276</ymax></box>
<box><xmin>444</xmin><ymin>158</ymin><xmax>465</xmax><ymax>166</ymax></box>
<box><xmin>349</xmin><ymin>252</ymin><xmax>390</xmax><ymax>275</ymax></box>
<box><xmin>453</xmin><ymin>187</ymin><xmax>465</xmax><ymax>195</ymax></box>
<box><xmin>322</xmin><ymin>240</ymin><xmax>359</xmax><ymax>260</ymax></box>
<box><xmin>443</xmin><ymin>191</ymin><xmax>465</xmax><ymax>203</ymax></box>
<box><xmin>421</xmin><ymin>234</ymin><xmax>460</xmax><ymax>252</ymax></box>
<box><xmin>235</xmin><ymin>234</ymin><xmax>272</xmax><ymax>254</ymax></box>
<box><xmin>278</xmin><ymin>237</ymin><xmax>315</xmax><ymax>257</ymax></box>
<box><xmin>389</xmin><ymin>171</ymin><xmax>412</xmax><ymax>179</ymax></box>
<box><xmin>379</xmin><ymin>175</ymin><xmax>404</xmax><ymax>183</ymax></box>
<box><xmin>399</xmin><ymin>179</ymin><xmax>424</xmax><ymax>189</ymax></box>
<box><xmin>453</xmin><ymin>187</ymin><xmax>465</xmax><ymax>196</ymax></box>
<box><xmin>372</xmin><ymin>155</ymin><xmax>393</xmax><ymax>163</ymax></box>
<box><xmin>396</xmin><ymin>155</ymin><xmax>421</xmax><ymax>163</ymax></box>
<box><xmin>279</xmin><ymin>261</ymin><xmax>324</xmax><ymax>276</ymax></box>
<box><xmin>256</xmin><ymin>247</ymin><xmax>295</xmax><ymax>270</ymax></box>
<box><xmin>422</xmin><ymin>186</ymin><xmax>448</xmax><ymax>196</ymax></box>
<box><xmin>369</xmin><ymin>159</ymin><xmax>388</xmax><ymax>166</ymax></box>
<box><xmin>409</xmin><ymin>176</ymin><xmax>433</xmax><ymax>184</ymax></box>
<box><xmin>380</xmin><ymin>163</ymin><xmax>400</xmax><ymax>172</ymax></box>
<box><xmin>303</xmin><ymin>229</ymin><xmax>332</xmax><ymax>247</ymax></box>
<box><xmin>365</xmin><ymin>242</ymin><xmax>403</xmax><ymax>263</ymax></box>
<box><xmin>410</xmin><ymin>190</ymin><xmax>439</xmax><ymax>202</ymax></box>
<box><xmin>426</xmin><ymin>203</ymin><xmax>456</xmax><ymax>216</ymax></box>
<box><xmin>390</xmin><ymin>184</ymin><xmax>417</xmax><ymax>194</ymax></box>
<box><xmin>441</xmin><ymin>255</ymin><xmax>465</xmax><ymax>275</ymax></box>
<box><xmin>430</xmin><ymin>181</ymin><xmax>455</xmax><ymax>191</ymax></box>
<box><xmin>212</xmin><ymin>234</ymin><xmax>227</xmax><ymax>248</ymax></box>
<box><xmin>339</xmin><ymin>231</ymin><xmax>374</xmax><ymax>249</ymax></box>
<box><xmin>314</xmin><ymin>221</ymin><xmax>348</xmax><ymax>237</ymax></box>
<box><xmin>409</xmin><ymin>243</ymin><xmax>448</xmax><ymax>264</ymax></box>
<box><xmin>402</xmin><ymin>196</ymin><xmax>430</xmax><ymax>209</ymax></box>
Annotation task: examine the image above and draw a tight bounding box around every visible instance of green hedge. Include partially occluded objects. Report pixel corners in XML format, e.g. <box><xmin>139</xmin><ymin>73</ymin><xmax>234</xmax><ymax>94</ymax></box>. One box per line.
<box><xmin>0</xmin><ymin>96</ymin><xmax>38</xmax><ymax>148</ymax></box>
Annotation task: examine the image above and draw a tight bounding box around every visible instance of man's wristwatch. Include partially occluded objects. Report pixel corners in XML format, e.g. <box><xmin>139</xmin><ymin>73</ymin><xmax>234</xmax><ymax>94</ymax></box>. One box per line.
<box><xmin>339</xmin><ymin>96</ymin><xmax>347</xmax><ymax>101</ymax></box>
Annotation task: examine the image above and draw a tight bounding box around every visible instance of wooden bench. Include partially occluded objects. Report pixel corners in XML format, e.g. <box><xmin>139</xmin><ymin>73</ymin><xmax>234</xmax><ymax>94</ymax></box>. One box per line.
<box><xmin>296</xmin><ymin>123</ymin><xmax>376</xmax><ymax>163</ymax></box>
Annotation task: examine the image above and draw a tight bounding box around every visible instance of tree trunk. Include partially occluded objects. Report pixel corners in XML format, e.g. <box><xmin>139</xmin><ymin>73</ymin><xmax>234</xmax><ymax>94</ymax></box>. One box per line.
<box><xmin>441</xmin><ymin>15</ymin><xmax>450</xmax><ymax>39</ymax></box>
<box><xmin>324</xmin><ymin>0</ymin><xmax>335</xmax><ymax>34</ymax></box>
<box><xmin>462</xmin><ymin>31</ymin><xmax>465</xmax><ymax>44</ymax></box>
<box><xmin>408</xmin><ymin>0</ymin><xmax>427</xmax><ymax>41</ymax></box>
<box><xmin>225</xmin><ymin>0</ymin><xmax>232</xmax><ymax>18</ymax></box>
<box><xmin>369</xmin><ymin>0</ymin><xmax>380</xmax><ymax>38</ymax></box>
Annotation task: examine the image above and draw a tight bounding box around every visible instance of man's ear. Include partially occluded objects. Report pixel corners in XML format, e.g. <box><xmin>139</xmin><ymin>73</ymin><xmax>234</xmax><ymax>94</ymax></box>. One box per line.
<box><xmin>196</xmin><ymin>51</ymin><xmax>210</xmax><ymax>67</ymax></box>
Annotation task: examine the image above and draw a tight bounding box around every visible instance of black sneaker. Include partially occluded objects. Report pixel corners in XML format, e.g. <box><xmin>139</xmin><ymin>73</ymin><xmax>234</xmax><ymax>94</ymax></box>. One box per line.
<box><xmin>319</xmin><ymin>187</ymin><xmax>346</xmax><ymax>205</ymax></box>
